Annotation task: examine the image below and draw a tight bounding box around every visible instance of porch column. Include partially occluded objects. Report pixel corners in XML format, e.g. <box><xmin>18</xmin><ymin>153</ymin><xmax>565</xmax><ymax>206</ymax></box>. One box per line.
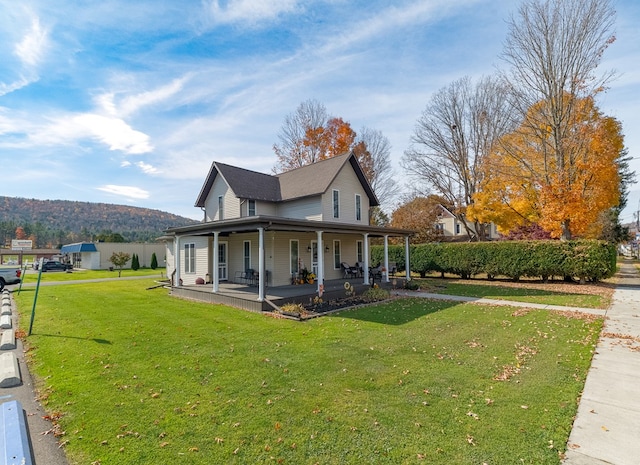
<box><xmin>383</xmin><ymin>235</ymin><xmax>390</xmax><ymax>283</ymax></box>
<box><xmin>316</xmin><ymin>230</ymin><xmax>324</xmax><ymax>295</ymax></box>
<box><xmin>404</xmin><ymin>235</ymin><xmax>411</xmax><ymax>281</ymax></box>
<box><xmin>174</xmin><ymin>235</ymin><xmax>181</xmax><ymax>286</ymax></box>
<box><xmin>212</xmin><ymin>232</ymin><xmax>219</xmax><ymax>293</ymax></box>
<box><xmin>363</xmin><ymin>233</ymin><xmax>370</xmax><ymax>285</ymax></box>
<box><xmin>257</xmin><ymin>227</ymin><xmax>265</xmax><ymax>302</ymax></box>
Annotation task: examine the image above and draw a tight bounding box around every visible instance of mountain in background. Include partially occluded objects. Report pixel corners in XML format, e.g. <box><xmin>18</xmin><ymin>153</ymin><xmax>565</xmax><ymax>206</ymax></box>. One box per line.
<box><xmin>0</xmin><ymin>196</ymin><xmax>199</xmax><ymax>247</ymax></box>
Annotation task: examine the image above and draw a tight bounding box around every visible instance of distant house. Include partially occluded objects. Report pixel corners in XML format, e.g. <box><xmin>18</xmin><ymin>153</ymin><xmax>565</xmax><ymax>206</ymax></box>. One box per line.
<box><xmin>163</xmin><ymin>152</ymin><xmax>413</xmax><ymax>303</ymax></box>
<box><xmin>435</xmin><ymin>205</ymin><xmax>500</xmax><ymax>241</ymax></box>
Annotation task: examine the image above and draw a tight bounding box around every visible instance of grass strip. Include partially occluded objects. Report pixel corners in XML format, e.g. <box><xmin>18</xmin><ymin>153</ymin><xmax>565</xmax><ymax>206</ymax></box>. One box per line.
<box><xmin>20</xmin><ymin>268</ymin><xmax>163</xmax><ymax>283</ymax></box>
<box><xmin>415</xmin><ymin>279</ymin><xmax>609</xmax><ymax>309</ymax></box>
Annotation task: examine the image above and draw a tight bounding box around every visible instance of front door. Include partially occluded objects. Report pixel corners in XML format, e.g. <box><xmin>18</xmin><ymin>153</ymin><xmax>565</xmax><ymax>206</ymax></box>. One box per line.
<box><xmin>218</xmin><ymin>242</ymin><xmax>228</xmax><ymax>281</ymax></box>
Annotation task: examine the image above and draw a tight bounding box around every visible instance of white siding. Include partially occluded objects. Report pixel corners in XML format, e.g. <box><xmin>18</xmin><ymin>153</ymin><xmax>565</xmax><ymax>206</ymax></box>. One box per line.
<box><xmin>277</xmin><ymin>197</ymin><xmax>322</xmax><ymax>220</ymax></box>
<box><xmin>204</xmin><ymin>178</ymin><xmax>240</xmax><ymax>221</ymax></box>
<box><xmin>165</xmin><ymin>242</ymin><xmax>174</xmax><ymax>278</ymax></box>
<box><xmin>321</xmin><ymin>167</ymin><xmax>369</xmax><ymax>224</ymax></box>
<box><xmin>180</xmin><ymin>236</ymin><xmax>209</xmax><ymax>285</ymax></box>
<box><xmin>254</xmin><ymin>200</ymin><xmax>277</xmax><ymax>216</ymax></box>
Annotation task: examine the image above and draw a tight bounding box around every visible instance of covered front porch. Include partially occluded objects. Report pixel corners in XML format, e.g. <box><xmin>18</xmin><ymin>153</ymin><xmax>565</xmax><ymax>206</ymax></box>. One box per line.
<box><xmin>166</xmin><ymin>215</ymin><xmax>413</xmax><ymax>311</ymax></box>
<box><xmin>171</xmin><ymin>275</ymin><xmax>404</xmax><ymax>312</ymax></box>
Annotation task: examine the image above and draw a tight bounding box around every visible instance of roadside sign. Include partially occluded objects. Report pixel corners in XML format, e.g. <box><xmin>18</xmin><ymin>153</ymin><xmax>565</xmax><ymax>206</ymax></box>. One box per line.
<box><xmin>11</xmin><ymin>239</ymin><xmax>33</xmax><ymax>250</ymax></box>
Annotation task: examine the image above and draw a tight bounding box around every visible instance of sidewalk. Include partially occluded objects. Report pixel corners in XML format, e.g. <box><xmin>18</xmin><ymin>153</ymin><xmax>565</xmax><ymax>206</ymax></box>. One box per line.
<box><xmin>562</xmin><ymin>261</ymin><xmax>640</xmax><ymax>464</ymax></box>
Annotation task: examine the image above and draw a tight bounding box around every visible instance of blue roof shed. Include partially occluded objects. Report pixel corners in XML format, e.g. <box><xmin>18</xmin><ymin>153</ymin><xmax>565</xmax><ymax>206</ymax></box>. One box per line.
<box><xmin>60</xmin><ymin>242</ymin><xmax>98</xmax><ymax>254</ymax></box>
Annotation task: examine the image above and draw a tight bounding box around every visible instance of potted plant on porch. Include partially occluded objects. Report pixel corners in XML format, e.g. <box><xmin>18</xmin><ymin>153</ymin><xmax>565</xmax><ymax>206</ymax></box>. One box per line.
<box><xmin>299</xmin><ymin>268</ymin><xmax>316</xmax><ymax>284</ymax></box>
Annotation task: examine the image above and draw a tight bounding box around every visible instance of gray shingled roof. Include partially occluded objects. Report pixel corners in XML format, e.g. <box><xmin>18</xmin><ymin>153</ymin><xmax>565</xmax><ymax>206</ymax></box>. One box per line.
<box><xmin>195</xmin><ymin>152</ymin><xmax>379</xmax><ymax>207</ymax></box>
<box><xmin>216</xmin><ymin>163</ymin><xmax>281</xmax><ymax>201</ymax></box>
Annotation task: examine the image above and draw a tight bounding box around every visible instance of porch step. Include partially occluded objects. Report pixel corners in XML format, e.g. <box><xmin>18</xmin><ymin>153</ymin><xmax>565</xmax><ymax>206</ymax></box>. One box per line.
<box><xmin>0</xmin><ymin>330</ymin><xmax>15</xmax><ymax>351</ymax></box>
<box><xmin>262</xmin><ymin>299</ymin><xmax>281</xmax><ymax>312</ymax></box>
<box><xmin>0</xmin><ymin>352</ymin><xmax>21</xmax><ymax>388</ymax></box>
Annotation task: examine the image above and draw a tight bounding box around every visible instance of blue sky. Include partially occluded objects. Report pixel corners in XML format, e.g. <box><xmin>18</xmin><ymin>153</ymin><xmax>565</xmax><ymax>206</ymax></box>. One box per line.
<box><xmin>1</xmin><ymin>0</ymin><xmax>639</xmax><ymax>224</ymax></box>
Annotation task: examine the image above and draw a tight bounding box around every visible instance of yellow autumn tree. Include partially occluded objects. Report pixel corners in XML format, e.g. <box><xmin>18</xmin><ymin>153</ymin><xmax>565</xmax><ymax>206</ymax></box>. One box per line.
<box><xmin>470</xmin><ymin>96</ymin><xmax>623</xmax><ymax>238</ymax></box>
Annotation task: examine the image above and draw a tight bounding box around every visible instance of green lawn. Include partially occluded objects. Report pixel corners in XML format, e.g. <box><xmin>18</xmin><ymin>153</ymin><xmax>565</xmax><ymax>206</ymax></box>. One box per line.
<box><xmin>15</xmin><ymin>279</ymin><xmax>601</xmax><ymax>464</ymax></box>
<box><xmin>414</xmin><ymin>279</ymin><xmax>609</xmax><ymax>309</ymax></box>
<box><xmin>19</xmin><ymin>267</ymin><xmax>163</xmax><ymax>283</ymax></box>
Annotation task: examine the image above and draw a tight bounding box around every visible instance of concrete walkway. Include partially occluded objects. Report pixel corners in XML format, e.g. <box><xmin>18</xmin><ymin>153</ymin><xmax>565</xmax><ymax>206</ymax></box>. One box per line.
<box><xmin>562</xmin><ymin>261</ymin><xmax>640</xmax><ymax>465</ymax></box>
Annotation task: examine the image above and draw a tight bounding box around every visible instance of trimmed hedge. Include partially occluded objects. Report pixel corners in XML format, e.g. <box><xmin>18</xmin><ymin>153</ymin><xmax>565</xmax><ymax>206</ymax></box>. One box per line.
<box><xmin>371</xmin><ymin>240</ymin><xmax>616</xmax><ymax>283</ymax></box>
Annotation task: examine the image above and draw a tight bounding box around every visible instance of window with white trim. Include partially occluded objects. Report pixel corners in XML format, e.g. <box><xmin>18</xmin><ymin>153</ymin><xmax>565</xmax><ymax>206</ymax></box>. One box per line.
<box><xmin>333</xmin><ymin>189</ymin><xmax>340</xmax><ymax>219</ymax></box>
<box><xmin>356</xmin><ymin>240</ymin><xmax>363</xmax><ymax>263</ymax></box>
<box><xmin>184</xmin><ymin>243</ymin><xmax>195</xmax><ymax>273</ymax></box>
<box><xmin>290</xmin><ymin>240</ymin><xmax>299</xmax><ymax>275</ymax></box>
<box><xmin>243</xmin><ymin>241</ymin><xmax>251</xmax><ymax>271</ymax></box>
<box><xmin>355</xmin><ymin>194</ymin><xmax>362</xmax><ymax>221</ymax></box>
<box><xmin>248</xmin><ymin>199</ymin><xmax>256</xmax><ymax>216</ymax></box>
<box><xmin>333</xmin><ymin>240</ymin><xmax>341</xmax><ymax>269</ymax></box>
<box><xmin>218</xmin><ymin>195</ymin><xmax>224</xmax><ymax>220</ymax></box>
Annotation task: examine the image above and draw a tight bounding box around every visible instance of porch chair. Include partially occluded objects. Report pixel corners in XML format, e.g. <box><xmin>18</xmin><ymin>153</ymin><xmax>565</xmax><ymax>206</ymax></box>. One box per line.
<box><xmin>388</xmin><ymin>262</ymin><xmax>397</xmax><ymax>277</ymax></box>
<box><xmin>341</xmin><ymin>262</ymin><xmax>359</xmax><ymax>279</ymax></box>
<box><xmin>235</xmin><ymin>268</ymin><xmax>255</xmax><ymax>285</ymax></box>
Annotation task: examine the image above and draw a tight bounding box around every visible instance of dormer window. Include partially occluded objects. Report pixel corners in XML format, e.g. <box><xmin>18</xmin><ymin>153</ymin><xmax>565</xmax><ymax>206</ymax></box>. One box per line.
<box><xmin>248</xmin><ymin>199</ymin><xmax>256</xmax><ymax>216</ymax></box>
<box><xmin>218</xmin><ymin>195</ymin><xmax>224</xmax><ymax>220</ymax></box>
<box><xmin>333</xmin><ymin>190</ymin><xmax>340</xmax><ymax>219</ymax></box>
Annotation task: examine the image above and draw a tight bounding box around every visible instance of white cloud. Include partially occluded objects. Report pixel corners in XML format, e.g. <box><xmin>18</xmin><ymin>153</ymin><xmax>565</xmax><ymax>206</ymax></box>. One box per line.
<box><xmin>14</xmin><ymin>14</ymin><xmax>48</xmax><ymax>68</ymax></box>
<box><xmin>75</xmin><ymin>114</ymin><xmax>153</xmax><ymax>154</ymax></box>
<box><xmin>317</xmin><ymin>0</ymin><xmax>455</xmax><ymax>55</ymax></box>
<box><xmin>206</xmin><ymin>0</ymin><xmax>300</xmax><ymax>25</ymax></box>
<box><xmin>96</xmin><ymin>75</ymin><xmax>191</xmax><ymax>118</ymax></box>
<box><xmin>96</xmin><ymin>185</ymin><xmax>150</xmax><ymax>199</ymax></box>
<box><xmin>34</xmin><ymin>113</ymin><xmax>153</xmax><ymax>154</ymax></box>
<box><xmin>136</xmin><ymin>161</ymin><xmax>160</xmax><ymax>174</ymax></box>
<box><xmin>0</xmin><ymin>76</ymin><xmax>33</xmax><ymax>97</ymax></box>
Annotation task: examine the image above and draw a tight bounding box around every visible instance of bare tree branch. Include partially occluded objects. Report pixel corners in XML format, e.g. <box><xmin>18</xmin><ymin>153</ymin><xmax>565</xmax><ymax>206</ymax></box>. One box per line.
<box><xmin>402</xmin><ymin>76</ymin><xmax>514</xmax><ymax>240</ymax></box>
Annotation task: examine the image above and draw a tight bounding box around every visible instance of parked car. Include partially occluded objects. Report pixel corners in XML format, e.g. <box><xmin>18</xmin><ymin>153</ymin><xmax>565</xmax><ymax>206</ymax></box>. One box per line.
<box><xmin>41</xmin><ymin>261</ymin><xmax>73</xmax><ymax>272</ymax></box>
<box><xmin>0</xmin><ymin>266</ymin><xmax>21</xmax><ymax>291</ymax></box>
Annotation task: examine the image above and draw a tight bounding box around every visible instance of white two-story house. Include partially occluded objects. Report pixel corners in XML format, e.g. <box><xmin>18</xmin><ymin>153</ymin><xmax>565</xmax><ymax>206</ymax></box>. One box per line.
<box><xmin>163</xmin><ymin>152</ymin><xmax>412</xmax><ymax>308</ymax></box>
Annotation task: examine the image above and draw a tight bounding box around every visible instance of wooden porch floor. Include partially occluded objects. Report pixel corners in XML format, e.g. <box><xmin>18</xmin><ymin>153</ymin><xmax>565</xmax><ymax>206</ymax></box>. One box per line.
<box><xmin>170</xmin><ymin>277</ymin><xmax>399</xmax><ymax>312</ymax></box>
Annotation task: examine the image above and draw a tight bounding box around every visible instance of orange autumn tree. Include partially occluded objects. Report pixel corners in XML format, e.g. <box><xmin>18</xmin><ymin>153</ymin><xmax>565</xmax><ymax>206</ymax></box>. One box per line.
<box><xmin>390</xmin><ymin>195</ymin><xmax>452</xmax><ymax>244</ymax></box>
<box><xmin>470</xmin><ymin>96</ymin><xmax>624</xmax><ymax>238</ymax></box>
<box><xmin>304</xmin><ymin>117</ymin><xmax>357</xmax><ymax>159</ymax></box>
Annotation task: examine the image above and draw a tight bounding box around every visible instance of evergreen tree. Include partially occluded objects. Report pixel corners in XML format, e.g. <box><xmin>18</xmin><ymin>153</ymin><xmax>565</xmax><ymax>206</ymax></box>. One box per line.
<box><xmin>150</xmin><ymin>252</ymin><xmax>158</xmax><ymax>270</ymax></box>
<box><xmin>131</xmin><ymin>253</ymin><xmax>140</xmax><ymax>271</ymax></box>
